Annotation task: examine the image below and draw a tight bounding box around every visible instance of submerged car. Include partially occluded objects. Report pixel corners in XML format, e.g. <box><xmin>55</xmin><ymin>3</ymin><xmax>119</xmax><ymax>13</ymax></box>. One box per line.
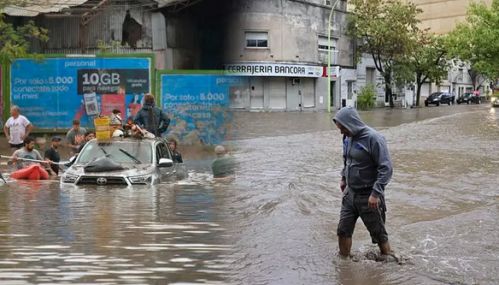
<box><xmin>61</xmin><ymin>138</ymin><xmax>185</xmax><ymax>186</ymax></box>
<box><xmin>424</xmin><ymin>92</ymin><xmax>455</xmax><ymax>106</ymax></box>
<box><xmin>492</xmin><ymin>96</ymin><xmax>499</xmax><ymax>107</ymax></box>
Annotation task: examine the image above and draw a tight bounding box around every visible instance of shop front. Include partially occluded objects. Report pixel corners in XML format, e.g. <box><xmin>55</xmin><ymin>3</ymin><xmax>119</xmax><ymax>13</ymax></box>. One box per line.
<box><xmin>225</xmin><ymin>63</ymin><xmax>324</xmax><ymax>111</ymax></box>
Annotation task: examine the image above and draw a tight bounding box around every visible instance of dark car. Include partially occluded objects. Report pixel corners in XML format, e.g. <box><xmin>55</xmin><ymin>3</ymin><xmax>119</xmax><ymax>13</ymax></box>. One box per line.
<box><xmin>424</xmin><ymin>92</ymin><xmax>455</xmax><ymax>106</ymax></box>
<box><xmin>457</xmin><ymin>93</ymin><xmax>480</xmax><ymax>104</ymax></box>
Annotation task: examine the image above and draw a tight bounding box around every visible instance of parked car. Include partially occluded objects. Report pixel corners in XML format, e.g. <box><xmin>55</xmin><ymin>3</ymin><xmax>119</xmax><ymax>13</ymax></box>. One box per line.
<box><xmin>424</xmin><ymin>92</ymin><xmax>455</xmax><ymax>106</ymax></box>
<box><xmin>456</xmin><ymin>93</ymin><xmax>474</xmax><ymax>104</ymax></box>
<box><xmin>61</xmin><ymin>137</ymin><xmax>185</xmax><ymax>186</ymax></box>
<box><xmin>492</xmin><ymin>96</ymin><xmax>499</xmax><ymax>107</ymax></box>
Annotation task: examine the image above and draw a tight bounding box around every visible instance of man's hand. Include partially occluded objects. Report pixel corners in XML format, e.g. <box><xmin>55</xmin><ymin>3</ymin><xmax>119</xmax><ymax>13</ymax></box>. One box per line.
<box><xmin>368</xmin><ymin>195</ymin><xmax>379</xmax><ymax>209</ymax></box>
<box><xmin>75</xmin><ymin>134</ymin><xmax>84</xmax><ymax>145</ymax></box>
<box><xmin>340</xmin><ymin>179</ymin><xmax>346</xmax><ymax>192</ymax></box>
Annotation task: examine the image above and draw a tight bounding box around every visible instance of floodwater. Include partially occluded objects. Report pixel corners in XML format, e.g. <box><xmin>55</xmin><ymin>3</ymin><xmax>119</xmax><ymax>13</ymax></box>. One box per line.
<box><xmin>0</xmin><ymin>104</ymin><xmax>498</xmax><ymax>284</ymax></box>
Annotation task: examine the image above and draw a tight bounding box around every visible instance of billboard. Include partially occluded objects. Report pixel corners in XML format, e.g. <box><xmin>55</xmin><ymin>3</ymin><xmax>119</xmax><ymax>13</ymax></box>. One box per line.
<box><xmin>161</xmin><ymin>74</ymin><xmax>243</xmax><ymax>145</ymax></box>
<box><xmin>10</xmin><ymin>57</ymin><xmax>151</xmax><ymax>129</ymax></box>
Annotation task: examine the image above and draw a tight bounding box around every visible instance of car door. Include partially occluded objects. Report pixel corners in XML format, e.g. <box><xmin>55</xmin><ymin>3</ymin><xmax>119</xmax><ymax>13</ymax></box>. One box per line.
<box><xmin>156</xmin><ymin>141</ymin><xmax>176</xmax><ymax>181</ymax></box>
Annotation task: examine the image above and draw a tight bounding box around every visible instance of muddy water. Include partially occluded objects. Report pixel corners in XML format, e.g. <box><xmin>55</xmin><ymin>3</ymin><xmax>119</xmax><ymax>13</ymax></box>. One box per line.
<box><xmin>0</xmin><ymin>104</ymin><xmax>497</xmax><ymax>284</ymax></box>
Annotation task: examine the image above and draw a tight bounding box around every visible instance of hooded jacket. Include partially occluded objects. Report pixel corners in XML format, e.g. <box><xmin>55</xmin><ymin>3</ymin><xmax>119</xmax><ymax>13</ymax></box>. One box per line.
<box><xmin>333</xmin><ymin>107</ymin><xmax>392</xmax><ymax>197</ymax></box>
<box><xmin>133</xmin><ymin>102</ymin><xmax>170</xmax><ymax>136</ymax></box>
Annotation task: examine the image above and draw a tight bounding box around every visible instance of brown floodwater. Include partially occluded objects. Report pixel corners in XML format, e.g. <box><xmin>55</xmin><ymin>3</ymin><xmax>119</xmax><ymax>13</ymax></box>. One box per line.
<box><xmin>0</xmin><ymin>104</ymin><xmax>497</xmax><ymax>284</ymax></box>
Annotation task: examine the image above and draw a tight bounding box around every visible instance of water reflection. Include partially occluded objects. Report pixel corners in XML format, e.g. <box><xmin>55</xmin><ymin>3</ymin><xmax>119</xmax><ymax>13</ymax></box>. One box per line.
<box><xmin>0</xmin><ymin>172</ymin><xmax>233</xmax><ymax>284</ymax></box>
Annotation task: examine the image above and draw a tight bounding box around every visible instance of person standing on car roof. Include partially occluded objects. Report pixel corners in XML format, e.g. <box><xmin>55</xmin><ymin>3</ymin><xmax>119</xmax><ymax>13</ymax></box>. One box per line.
<box><xmin>133</xmin><ymin>94</ymin><xmax>170</xmax><ymax>137</ymax></box>
<box><xmin>332</xmin><ymin>106</ymin><xmax>394</xmax><ymax>259</ymax></box>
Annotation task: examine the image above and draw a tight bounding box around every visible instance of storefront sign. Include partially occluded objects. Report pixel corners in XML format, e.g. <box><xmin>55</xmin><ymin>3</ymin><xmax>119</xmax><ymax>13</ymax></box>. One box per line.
<box><xmin>161</xmin><ymin>74</ymin><xmax>242</xmax><ymax>145</ymax></box>
<box><xmin>10</xmin><ymin>57</ymin><xmax>150</xmax><ymax>129</ymax></box>
<box><xmin>322</xmin><ymin>65</ymin><xmax>341</xmax><ymax>78</ymax></box>
<box><xmin>225</xmin><ymin>63</ymin><xmax>322</xmax><ymax>78</ymax></box>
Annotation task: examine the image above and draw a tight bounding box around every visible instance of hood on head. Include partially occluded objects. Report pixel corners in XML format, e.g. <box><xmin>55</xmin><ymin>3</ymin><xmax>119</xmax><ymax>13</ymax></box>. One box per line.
<box><xmin>332</xmin><ymin>106</ymin><xmax>366</xmax><ymax>136</ymax></box>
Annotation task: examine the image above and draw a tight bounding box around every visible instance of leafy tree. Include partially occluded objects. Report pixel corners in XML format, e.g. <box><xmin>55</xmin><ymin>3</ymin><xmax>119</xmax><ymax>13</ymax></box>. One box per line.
<box><xmin>348</xmin><ymin>0</ymin><xmax>421</xmax><ymax>107</ymax></box>
<box><xmin>411</xmin><ymin>31</ymin><xmax>448</xmax><ymax>106</ymax></box>
<box><xmin>0</xmin><ymin>2</ymin><xmax>48</xmax><ymax>64</ymax></box>
<box><xmin>356</xmin><ymin>84</ymin><xmax>376</xmax><ymax>110</ymax></box>
<box><xmin>446</xmin><ymin>0</ymin><xmax>499</xmax><ymax>88</ymax></box>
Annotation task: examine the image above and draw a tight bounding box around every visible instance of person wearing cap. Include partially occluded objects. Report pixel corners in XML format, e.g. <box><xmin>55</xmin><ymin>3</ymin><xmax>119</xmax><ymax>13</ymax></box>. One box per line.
<box><xmin>66</xmin><ymin>119</ymin><xmax>87</xmax><ymax>153</ymax></box>
<box><xmin>211</xmin><ymin>145</ymin><xmax>236</xmax><ymax>178</ymax></box>
<box><xmin>44</xmin><ymin>136</ymin><xmax>62</xmax><ymax>175</ymax></box>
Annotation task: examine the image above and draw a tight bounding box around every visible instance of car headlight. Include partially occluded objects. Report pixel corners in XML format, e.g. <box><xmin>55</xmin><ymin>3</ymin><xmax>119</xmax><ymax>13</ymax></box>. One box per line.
<box><xmin>128</xmin><ymin>175</ymin><xmax>152</xmax><ymax>184</ymax></box>
<box><xmin>62</xmin><ymin>173</ymin><xmax>79</xmax><ymax>183</ymax></box>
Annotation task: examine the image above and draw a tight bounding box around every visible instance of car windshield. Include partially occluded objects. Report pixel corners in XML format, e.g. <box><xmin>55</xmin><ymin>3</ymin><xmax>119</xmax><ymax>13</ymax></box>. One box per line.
<box><xmin>77</xmin><ymin>140</ymin><xmax>153</xmax><ymax>164</ymax></box>
<box><xmin>429</xmin><ymin>92</ymin><xmax>442</xmax><ymax>97</ymax></box>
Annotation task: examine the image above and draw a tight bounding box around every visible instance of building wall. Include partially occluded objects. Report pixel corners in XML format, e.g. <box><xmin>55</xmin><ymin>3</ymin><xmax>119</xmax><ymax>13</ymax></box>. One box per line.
<box><xmin>408</xmin><ymin>0</ymin><xmax>492</xmax><ymax>34</ymax></box>
<box><xmin>221</xmin><ymin>0</ymin><xmax>352</xmax><ymax>111</ymax></box>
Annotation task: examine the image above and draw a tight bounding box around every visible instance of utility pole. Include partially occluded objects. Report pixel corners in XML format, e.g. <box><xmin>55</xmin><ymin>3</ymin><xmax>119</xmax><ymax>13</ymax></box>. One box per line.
<box><xmin>327</xmin><ymin>0</ymin><xmax>340</xmax><ymax>112</ymax></box>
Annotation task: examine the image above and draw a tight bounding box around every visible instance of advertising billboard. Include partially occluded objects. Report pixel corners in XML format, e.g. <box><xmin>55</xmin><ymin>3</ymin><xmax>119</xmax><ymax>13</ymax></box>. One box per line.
<box><xmin>161</xmin><ymin>74</ymin><xmax>242</xmax><ymax>145</ymax></box>
<box><xmin>10</xmin><ymin>57</ymin><xmax>151</xmax><ymax>129</ymax></box>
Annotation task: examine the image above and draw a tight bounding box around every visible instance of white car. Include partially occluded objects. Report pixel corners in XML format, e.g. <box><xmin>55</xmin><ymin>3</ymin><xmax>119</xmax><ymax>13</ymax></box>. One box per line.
<box><xmin>61</xmin><ymin>137</ymin><xmax>185</xmax><ymax>186</ymax></box>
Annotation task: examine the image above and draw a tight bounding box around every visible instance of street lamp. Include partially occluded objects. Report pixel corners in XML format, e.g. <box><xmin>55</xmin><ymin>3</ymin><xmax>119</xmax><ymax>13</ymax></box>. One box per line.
<box><xmin>327</xmin><ymin>0</ymin><xmax>340</xmax><ymax>113</ymax></box>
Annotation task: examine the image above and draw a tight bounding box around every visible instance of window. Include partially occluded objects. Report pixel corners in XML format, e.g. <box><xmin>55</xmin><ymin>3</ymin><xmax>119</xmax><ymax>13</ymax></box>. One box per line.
<box><xmin>318</xmin><ymin>36</ymin><xmax>336</xmax><ymax>51</ymax></box>
<box><xmin>246</xmin><ymin>32</ymin><xmax>268</xmax><ymax>48</ymax></box>
<box><xmin>347</xmin><ymin>81</ymin><xmax>354</xmax><ymax>99</ymax></box>
<box><xmin>366</xmin><ymin>67</ymin><xmax>375</xmax><ymax>85</ymax></box>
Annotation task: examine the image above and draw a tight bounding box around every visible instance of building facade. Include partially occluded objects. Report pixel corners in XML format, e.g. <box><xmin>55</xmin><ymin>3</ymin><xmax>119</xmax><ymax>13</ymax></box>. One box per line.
<box><xmin>408</xmin><ymin>0</ymin><xmax>493</xmax><ymax>102</ymax></box>
<box><xmin>220</xmin><ymin>0</ymin><xmax>353</xmax><ymax>111</ymax></box>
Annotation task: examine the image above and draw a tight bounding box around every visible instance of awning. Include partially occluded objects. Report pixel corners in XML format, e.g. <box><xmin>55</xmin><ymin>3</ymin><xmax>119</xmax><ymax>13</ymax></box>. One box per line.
<box><xmin>2</xmin><ymin>0</ymin><xmax>89</xmax><ymax>17</ymax></box>
<box><xmin>1</xmin><ymin>0</ymin><xmax>198</xmax><ymax>17</ymax></box>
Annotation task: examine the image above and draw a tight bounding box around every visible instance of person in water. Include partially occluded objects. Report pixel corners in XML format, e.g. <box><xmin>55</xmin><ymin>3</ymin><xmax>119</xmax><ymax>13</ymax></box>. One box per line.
<box><xmin>168</xmin><ymin>138</ymin><xmax>183</xmax><ymax>163</ymax></box>
<box><xmin>211</xmin><ymin>145</ymin><xmax>236</xmax><ymax>178</ymax></box>
<box><xmin>333</xmin><ymin>106</ymin><xmax>393</xmax><ymax>258</ymax></box>
<box><xmin>10</xmin><ymin>136</ymin><xmax>46</xmax><ymax>170</ymax></box>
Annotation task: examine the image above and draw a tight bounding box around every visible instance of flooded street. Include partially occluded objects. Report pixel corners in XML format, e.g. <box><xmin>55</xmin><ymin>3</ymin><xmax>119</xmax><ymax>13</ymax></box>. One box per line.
<box><xmin>0</xmin><ymin>104</ymin><xmax>498</xmax><ymax>284</ymax></box>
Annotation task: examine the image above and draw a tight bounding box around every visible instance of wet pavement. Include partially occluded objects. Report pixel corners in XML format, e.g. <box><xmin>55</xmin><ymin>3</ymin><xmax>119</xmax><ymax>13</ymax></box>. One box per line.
<box><xmin>0</xmin><ymin>104</ymin><xmax>498</xmax><ymax>284</ymax></box>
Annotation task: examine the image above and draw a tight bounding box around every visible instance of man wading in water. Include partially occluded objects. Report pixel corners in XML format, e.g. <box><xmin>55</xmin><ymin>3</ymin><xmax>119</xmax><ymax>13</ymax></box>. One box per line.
<box><xmin>333</xmin><ymin>107</ymin><xmax>394</xmax><ymax>259</ymax></box>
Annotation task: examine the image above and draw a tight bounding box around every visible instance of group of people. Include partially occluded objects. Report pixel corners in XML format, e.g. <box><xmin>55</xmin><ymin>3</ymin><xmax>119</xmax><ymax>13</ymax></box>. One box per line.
<box><xmin>1</xmin><ymin>94</ymin><xmax>176</xmax><ymax>174</ymax></box>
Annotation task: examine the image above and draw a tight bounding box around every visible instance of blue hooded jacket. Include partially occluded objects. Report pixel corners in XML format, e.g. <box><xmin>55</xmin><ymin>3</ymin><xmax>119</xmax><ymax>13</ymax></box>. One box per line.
<box><xmin>333</xmin><ymin>107</ymin><xmax>393</xmax><ymax>197</ymax></box>
<box><xmin>133</xmin><ymin>101</ymin><xmax>170</xmax><ymax>136</ymax></box>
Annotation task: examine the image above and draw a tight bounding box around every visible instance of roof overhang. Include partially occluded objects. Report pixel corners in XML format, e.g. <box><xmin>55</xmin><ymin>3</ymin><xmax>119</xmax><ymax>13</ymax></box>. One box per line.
<box><xmin>1</xmin><ymin>0</ymin><xmax>201</xmax><ymax>17</ymax></box>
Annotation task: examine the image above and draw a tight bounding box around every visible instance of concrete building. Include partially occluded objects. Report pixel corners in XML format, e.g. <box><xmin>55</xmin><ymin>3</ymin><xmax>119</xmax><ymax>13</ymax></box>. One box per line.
<box><xmin>408</xmin><ymin>0</ymin><xmax>493</xmax><ymax>102</ymax></box>
<box><xmin>220</xmin><ymin>0</ymin><xmax>353</xmax><ymax>111</ymax></box>
<box><xmin>409</xmin><ymin>0</ymin><xmax>493</xmax><ymax>34</ymax></box>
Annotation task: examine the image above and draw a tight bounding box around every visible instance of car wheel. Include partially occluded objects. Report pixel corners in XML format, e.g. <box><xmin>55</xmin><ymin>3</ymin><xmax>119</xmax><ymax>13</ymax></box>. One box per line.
<box><xmin>436</xmin><ymin>102</ymin><xmax>440</xmax><ymax>106</ymax></box>
<box><xmin>448</xmin><ymin>101</ymin><xmax>451</xmax><ymax>105</ymax></box>
<box><xmin>425</xmin><ymin>102</ymin><xmax>428</xmax><ymax>107</ymax></box>
<box><xmin>466</xmin><ymin>101</ymin><xmax>469</xmax><ymax>104</ymax></box>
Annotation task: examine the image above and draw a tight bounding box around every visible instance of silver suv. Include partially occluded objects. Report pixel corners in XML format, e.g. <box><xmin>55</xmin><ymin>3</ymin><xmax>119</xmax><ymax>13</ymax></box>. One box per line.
<box><xmin>61</xmin><ymin>138</ymin><xmax>183</xmax><ymax>186</ymax></box>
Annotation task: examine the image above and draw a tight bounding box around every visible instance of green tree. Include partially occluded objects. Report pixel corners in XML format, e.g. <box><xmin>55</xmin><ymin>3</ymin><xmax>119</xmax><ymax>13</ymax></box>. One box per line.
<box><xmin>411</xmin><ymin>31</ymin><xmax>449</xmax><ymax>106</ymax></box>
<box><xmin>0</xmin><ymin>2</ymin><xmax>48</xmax><ymax>64</ymax></box>
<box><xmin>446</xmin><ymin>0</ymin><xmax>499</xmax><ymax>87</ymax></box>
<box><xmin>348</xmin><ymin>0</ymin><xmax>421</xmax><ymax>107</ymax></box>
<box><xmin>356</xmin><ymin>84</ymin><xmax>376</xmax><ymax>110</ymax></box>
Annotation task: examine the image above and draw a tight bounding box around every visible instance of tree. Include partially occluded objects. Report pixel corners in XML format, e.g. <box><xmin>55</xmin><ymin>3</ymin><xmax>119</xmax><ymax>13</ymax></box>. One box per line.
<box><xmin>446</xmin><ymin>0</ymin><xmax>499</xmax><ymax>87</ymax></box>
<box><xmin>348</xmin><ymin>0</ymin><xmax>421</xmax><ymax>107</ymax></box>
<box><xmin>411</xmin><ymin>31</ymin><xmax>448</xmax><ymax>106</ymax></box>
<box><xmin>0</xmin><ymin>3</ymin><xmax>48</xmax><ymax>64</ymax></box>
